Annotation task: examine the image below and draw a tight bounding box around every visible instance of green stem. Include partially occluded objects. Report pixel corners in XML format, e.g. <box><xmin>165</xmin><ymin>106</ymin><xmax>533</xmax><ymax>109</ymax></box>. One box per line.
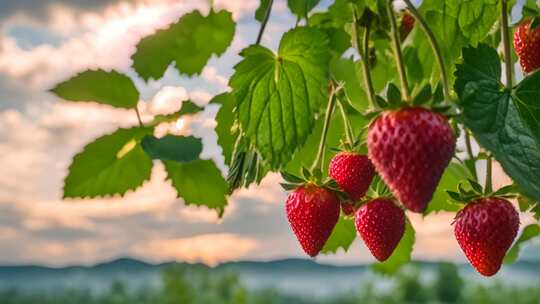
<box><xmin>135</xmin><ymin>107</ymin><xmax>144</xmax><ymax>127</ymax></box>
<box><xmin>311</xmin><ymin>86</ymin><xmax>338</xmax><ymax>171</ymax></box>
<box><xmin>352</xmin><ymin>8</ymin><xmax>377</xmax><ymax>109</ymax></box>
<box><xmin>464</xmin><ymin>131</ymin><xmax>477</xmax><ymax>180</ymax></box>
<box><xmin>501</xmin><ymin>0</ymin><xmax>513</xmax><ymax>88</ymax></box>
<box><xmin>387</xmin><ymin>1</ymin><xmax>411</xmax><ymax>102</ymax></box>
<box><xmin>337</xmin><ymin>99</ymin><xmax>355</xmax><ymax>147</ymax></box>
<box><xmin>256</xmin><ymin>0</ymin><xmax>274</xmax><ymax>45</ymax></box>
<box><xmin>485</xmin><ymin>156</ymin><xmax>493</xmax><ymax>194</ymax></box>
<box><xmin>403</xmin><ymin>0</ymin><xmax>450</xmax><ymax>102</ymax></box>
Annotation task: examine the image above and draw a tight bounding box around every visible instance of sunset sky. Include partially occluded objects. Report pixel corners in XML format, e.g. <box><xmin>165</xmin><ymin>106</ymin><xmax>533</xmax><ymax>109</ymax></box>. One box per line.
<box><xmin>0</xmin><ymin>0</ymin><xmax>537</xmax><ymax>267</ymax></box>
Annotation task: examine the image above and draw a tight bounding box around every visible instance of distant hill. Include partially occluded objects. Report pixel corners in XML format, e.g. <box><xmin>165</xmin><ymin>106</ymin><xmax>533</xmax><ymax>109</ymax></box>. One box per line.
<box><xmin>0</xmin><ymin>258</ymin><xmax>538</xmax><ymax>298</ymax></box>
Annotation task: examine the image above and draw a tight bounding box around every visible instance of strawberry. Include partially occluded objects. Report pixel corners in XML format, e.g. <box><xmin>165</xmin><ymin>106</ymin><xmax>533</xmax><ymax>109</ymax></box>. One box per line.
<box><xmin>514</xmin><ymin>19</ymin><xmax>540</xmax><ymax>74</ymax></box>
<box><xmin>355</xmin><ymin>198</ymin><xmax>405</xmax><ymax>262</ymax></box>
<box><xmin>454</xmin><ymin>197</ymin><xmax>519</xmax><ymax>277</ymax></box>
<box><xmin>286</xmin><ymin>184</ymin><xmax>340</xmax><ymax>257</ymax></box>
<box><xmin>367</xmin><ymin>107</ymin><xmax>455</xmax><ymax>213</ymax></box>
<box><xmin>329</xmin><ymin>152</ymin><xmax>375</xmax><ymax>201</ymax></box>
<box><xmin>400</xmin><ymin>12</ymin><xmax>415</xmax><ymax>40</ymax></box>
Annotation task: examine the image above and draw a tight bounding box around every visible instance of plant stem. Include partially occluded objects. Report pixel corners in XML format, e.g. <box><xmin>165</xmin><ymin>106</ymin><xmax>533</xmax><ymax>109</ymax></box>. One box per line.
<box><xmin>311</xmin><ymin>86</ymin><xmax>338</xmax><ymax>171</ymax></box>
<box><xmin>256</xmin><ymin>0</ymin><xmax>274</xmax><ymax>45</ymax></box>
<box><xmin>464</xmin><ymin>131</ymin><xmax>477</xmax><ymax>180</ymax></box>
<box><xmin>337</xmin><ymin>98</ymin><xmax>355</xmax><ymax>147</ymax></box>
<box><xmin>352</xmin><ymin>8</ymin><xmax>377</xmax><ymax>109</ymax></box>
<box><xmin>501</xmin><ymin>0</ymin><xmax>513</xmax><ymax>88</ymax></box>
<box><xmin>387</xmin><ymin>1</ymin><xmax>411</xmax><ymax>102</ymax></box>
<box><xmin>135</xmin><ymin>107</ymin><xmax>144</xmax><ymax>127</ymax></box>
<box><xmin>403</xmin><ymin>0</ymin><xmax>450</xmax><ymax>102</ymax></box>
<box><xmin>485</xmin><ymin>156</ymin><xmax>493</xmax><ymax>194</ymax></box>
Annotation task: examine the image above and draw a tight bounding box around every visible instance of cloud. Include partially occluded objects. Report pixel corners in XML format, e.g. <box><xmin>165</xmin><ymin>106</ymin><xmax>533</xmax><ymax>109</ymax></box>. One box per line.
<box><xmin>130</xmin><ymin>233</ymin><xmax>259</xmax><ymax>266</ymax></box>
<box><xmin>2</xmin><ymin>0</ymin><xmax>532</xmax><ymax>268</ymax></box>
<box><xmin>0</xmin><ymin>0</ymin><xmax>124</xmax><ymax>22</ymax></box>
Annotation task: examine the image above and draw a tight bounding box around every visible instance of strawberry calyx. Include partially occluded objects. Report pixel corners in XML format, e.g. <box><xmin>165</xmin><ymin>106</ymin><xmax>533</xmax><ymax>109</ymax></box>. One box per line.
<box><xmin>527</xmin><ymin>17</ymin><xmax>540</xmax><ymax>32</ymax></box>
<box><xmin>447</xmin><ymin>179</ymin><xmax>519</xmax><ymax>206</ymax></box>
<box><xmin>280</xmin><ymin>169</ymin><xmax>348</xmax><ymax>200</ymax></box>
<box><xmin>362</xmin><ymin>82</ymin><xmax>458</xmax><ymax>125</ymax></box>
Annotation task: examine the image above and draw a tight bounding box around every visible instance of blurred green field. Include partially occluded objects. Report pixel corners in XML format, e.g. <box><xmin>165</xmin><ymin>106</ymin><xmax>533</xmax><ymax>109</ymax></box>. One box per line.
<box><xmin>2</xmin><ymin>262</ymin><xmax>540</xmax><ymax>304</ymax></box>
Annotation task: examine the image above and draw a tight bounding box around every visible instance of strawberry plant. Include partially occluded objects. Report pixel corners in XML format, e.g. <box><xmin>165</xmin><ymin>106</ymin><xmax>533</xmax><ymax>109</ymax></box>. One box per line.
<box><xmin>51</xmin><ymin>0</ymin><xmax>540</xmax><ymax>277</ymax></box>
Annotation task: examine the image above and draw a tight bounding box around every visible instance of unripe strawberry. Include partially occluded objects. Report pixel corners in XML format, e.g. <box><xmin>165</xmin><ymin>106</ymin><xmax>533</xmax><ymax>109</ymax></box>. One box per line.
<box><xmin>454</xmin><ymin>197</ymin><xmax>519</xmax><ymax>277</ymax></box>
<box><xmin>367</xmin><ymin>107</ymin><xmax>455</xmax><ymax>213</ymax></box>
<box><xmin>329</xmin><ymin>152</ymin><xmax>375</xmax><ymax>201</ymax></box>
<box><xmin>514</xmin><ymin>19</ymin><xmax>540</xmax><ymax>73</ymax></box>
<box><xmin>355</xmin><ymin>198</ymin><xmax>406</xmax><ymax>262</ymax></box>
<box><xmin>286</xmin><ymin>184</ymin><xmax>340</xmax><ymax>257</ymax></box>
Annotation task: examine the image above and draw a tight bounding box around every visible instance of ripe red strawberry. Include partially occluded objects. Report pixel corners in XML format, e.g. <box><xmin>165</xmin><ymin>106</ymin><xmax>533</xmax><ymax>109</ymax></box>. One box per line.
<box><xmin>355</xmin><ymin>198</ymin><xmax>405</xmax><ymax>262</ymax></box>
<box><xmin>367</xmin><ymin>107</ymin><xmax>455</xmax><ymax>213</ymax></box>
<box><xmin>514</xmin><ymin>19</ymin><xmax>540</xmax><ymax>73</ymax></box>
<box><xmin>329</xmin><ymin>152</ymin><xmax>375</xmax><ymax>201</ymax></box>
<box><xmin>400</xmin><ymin>12</ymin><xmax>415</xmax><ymax>40</ymax></box>
<box><xmin>454</xmin><ymin>197</ymin><xmax>519</xmax><ymax>277</ymax></box>
<box><xmin>286</xmin><ymin>184</ymin><xmax>340</xmax><ymax>257</ymax></box>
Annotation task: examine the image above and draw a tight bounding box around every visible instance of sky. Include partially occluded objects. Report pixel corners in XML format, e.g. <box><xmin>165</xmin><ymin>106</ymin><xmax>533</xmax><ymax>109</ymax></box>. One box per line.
<box><xmin>0</xmin><ymin>0</ymin><xmax>537</xmax><ymax>267</ymax></box>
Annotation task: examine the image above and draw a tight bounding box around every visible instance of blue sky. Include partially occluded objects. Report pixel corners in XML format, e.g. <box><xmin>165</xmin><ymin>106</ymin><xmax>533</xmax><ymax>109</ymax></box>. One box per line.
<box><xmin>0</xmin><ymin>0</ymin><xmax>537</xmax><ymax>267</ymax></box>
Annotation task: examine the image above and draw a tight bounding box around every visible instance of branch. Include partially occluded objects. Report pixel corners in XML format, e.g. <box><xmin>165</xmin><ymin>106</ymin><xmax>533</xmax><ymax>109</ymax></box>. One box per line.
<box><xmin>387</xmin><ymin>1</ymin><xmax>411</xmax><ymax>101</ymax></box>
<box><xmin>256</xmin><ymin>0</ymin><xmax>274</xmax><ymax>45</ymax></box>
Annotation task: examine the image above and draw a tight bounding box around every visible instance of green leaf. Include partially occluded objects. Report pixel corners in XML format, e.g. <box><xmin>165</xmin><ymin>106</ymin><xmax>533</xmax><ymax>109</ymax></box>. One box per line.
<box><xmin>287</xmin><ymin>0</ymin><xmax>321</xmax><ymax>19</ymax></box>
<box><xmin>404</xmin><ymin>47</ymin><xmax>425</xmax><ymax>85</ymax></box>
<box><xmin>458</xmin><ymin>0</ymin><xmax>500</xmax><ymax>46</ymax></box>
<box><xmin>51</xmin><ymin>70</ymin><xmax>139</xmax><ymax>109</ymax></box>
<box><xmin>386</xmin><ymin>83</ymin><xmax>402</xmax><ymax>105</ymax></box>
<box><xmin>321</xmin><ymin>215</ymin><xmax>356</xmax><ymax>254</ymax></box>
<box><xmin>455</xmin><ymin>44</ymin><xmax>540</xmax><ymax>202</ymax></box>
<box><xmin>255</xmin><ymin>0</ymin><xmax>271</xmax><ymax>22</ymax></box>
<box><xmin>492</xmin><ymin>184</ymin><xmax>517</xmax><ymax>196</ymax></box>
<box><xmin>518</xmin><ymin>195</ymin><xmax>535</xmax><ymax>212</ymax></box>
<box><xmin>141</xmin><ymin>135</ymin><xmax>202</xmax><ymax>163</ymax></box>
<box><xmin>514</xmin><ymin>70</ymin><xmax>540</xmax><ymax>143</ymax></box>
<box><xmin>132</xmin><ymin>9</ymin><xmax>235</xmax><ymax>80</ymax></box>
<box><xmin>64</xmin><ymin>127</ymin><xmax>153</xmax><ymax>198</ymax></box>
<box><xmin>412</xmin><ymin>84</ymin><xmax>432</xmax><ymax>106</ymax></box>
<box><xmin>152</xmin><ymin>101</ymin><xmax>204</xmax><ymax>125</ymax></box>
<box><xmin>532</xmin><ymin>203</ymin><xmax>540</xmax><ymax>220</ymax></box>
<box><xmin>409</xmin><ymin>0</ymin><xmax>496</xmax><ymax>87</ymax></box>
<box><xmin>212</xmin><ymin>93</ymin><xmax>237</xmax><ymax>166</ymax></box>
<box><xmin>176</xmin><ymin>101</ymin><xmax>204</xmax><ymax>116</ymax></box>
<box><xmin>165</xmin><ymin>159</ymin><xmax>228</xmax><ymax>214</ymax></box>
<box><xmin>372</xmin><ymin>219</ymin><xmax>415</xmax><ymax>275</ymax></box>
<box><xmin>230</xmin><ymin>27</ymin><xmax>330</xmax><ymax>169</ymax></box>
<box><xmin>330</xmin><ymin>41</ymin><xmax>397</xmax><ymax>112</ymax></box>
<box><xmin>446</xmin><ymin>190</ymin><xmax>466</xmax><ymax>202</ymax></box>
<box><xmin>520</xmin><ymin>0</ymin><xmax>540</xmax><ymax>22</ymax></box>
<box><xmin>286</xmin><ymin>106</ymin><xmax>368</xmax><ymax>176</ymax></box>
<box><xmin>468</xmin><ymin>179</ymin><xmax>484</xmax><ymax>194</ymax></box>
<box><xmin>329</xmin><ymin>58</ymin><xmax>368</xmax><ymax>111</ymax></box>
<box><xmin>426</xmin><ymin>163</ymin><xmax>471</xmax><ymax>214</ymax></box>
<box><xmin>280</xmin><ymin>171</ymin><xmax>304</xmax><ymax>184</ymax></box>
<box><xmin>411</xmin><ymin>0</ymin><xmax>464</xmax><ymax>85</ymax></box>
<box><xmin>504</xmin><ymin>224</ymin><xmax>540</xmax><ymax>264</ymax></box>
